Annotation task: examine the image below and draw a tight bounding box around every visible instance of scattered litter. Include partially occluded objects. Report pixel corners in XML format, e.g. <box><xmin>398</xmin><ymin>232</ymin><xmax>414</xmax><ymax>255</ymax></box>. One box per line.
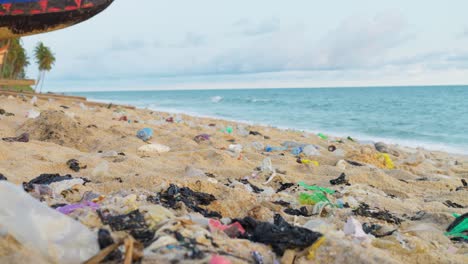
<box><xmin>317</xmin><ymin>133</ymin><xmax>328</xmax><ymax>140</ymax></box>
<box><xmin>249</xmin><ymin>131</ymin><xmax>263</xmax><ymax>136</ymax></box>
<box><xmin>296</xmin><ymin>158</ymin><xmax>319</xmax><ymax>166</ymax></box>
<box><xmin>2</xmin><ymin>132</ymin><xmax>29</xmax><ymax>142</ymax></box>
<box><xmin>228</xmin><ymin>144</ymin><xmax>243</xmax><ymax>154</ymax></box>
<box><xmin>306</xmin><ymin>236</ymin><xmax>326</xmax><ymax>260</ymax></box>
<box><xmin>353</xmin><ymin>203</ymin><xmax>402</xmax><ymax>225</ymax></box>
<box><xmin>30</xmin><ymin>96</ymin><xmax>37</xmax><ymax>105</ymax></box>
<box><xmin>344</xmin><ymin>217</ymin><xmax>369</xmax><ymax>240</ymax></box>
<box><xmin>240</xmin><ymin>179</ymin><xmax>264</xmax><ymax>193</ymax></box>
<box><xmin>138</xmin><ymin>143</ymin><xmax>170</xmax><ymax>156</ymax></box>
<box><xmin>23</xmin><ymin>173</ymin><xmax>89</xmax><ymax>192</ymax></box>
<box><xmin>26</xmin><ymin>109</ymin><xmax>40</xmax><ymax>119</ymax></box>
<box><xmin>362</xmin><ymin>223</ymin><xmax>396</xmax><ymax>238</ymax></box>
<box><xmin>377</xmin><ymin>153</ymin><xmax>395</xmax><ymax>169</ymax></box>
<box><xmin>265</xmin><ymin>145</ymin><xmax>287</xmax><ymax>152</ymax></box>
<box><xmin>328</xmin><ymin>145</ymin><xmax>337</xmax><ymax>152</ymax></box>
<box><xmin>97</xmin><ymin>229</ymin><xmax>122</xmax><ymax>261</ymax></box>
<box><xmin>251</xmin><ymin>141</ymin><xmax>264</xmax><ymax>151</ymax></box>
<box><xmin>276</xmin><ymin>182</ymin><xmax>295</xmax><ymax>193</ymax></box>
<box><xmin>57</xmin><ymin>201</ymin><xmax>100</xmax><ymax>215</ymax></box>
<box><xmin>151</xmin><ymin>184</ymin><xmax>221</xmax><ymax>218</ymax></box>
<box><xmin>66</xmin><ymin>159</ymin><xmax>85</xmax><ymax>172</ymax></box>
<box><xmin>302</xmin><ymin>145</ymin><xmax>320</xmax><ymax>156</ymax></box>
<box><xmin>194</xmin><ymin>134</ymin><xmax>210</xmax><ymax>143</ymax></box>
<box><xmin>444</xmin><ymin>200</ymin><xmax>464</xmax><ymax>208</ymax></box>
<box><xmin>209</xmin><ymin>219</ymin><xmax>246</xmax><ymax>238</ymax></box>
<box><xmin>445</xmin><ymin>213</ymin><xmax>468</xmax><ymax>242</ymax></box>
<box><xmin>346</xmin><ymin>160</ymin><xmax>364</xmax><ymax>166</ymax></box>
<box><xmin>330</xmin><ymin>173</ymin><xmax>350</xmax><ymax>186</ymax></box>
<box><xmin>136</xmin><ymin>128</ymin><xmax>154</xmax><ymax>141</ymax></box>
<box><xmin>252</xmin><ymin>251</ymin><xmax>265</xmax><ymax>264</ymax></box>
<box><xmin>0</xmin><ymin>181</ymin><xmax>99</xmax><ymax>263</ymax></box>
<box><xmin>210</xmin><ymin>255</ymin><xmax>231</xmax><ymax>264</ymax></box>
<box><xmin>284</xmin><ymin>207</ymin><xmax>311</xmax><ymax>217</ymax></box>
<box><xmin>237</xmin><ymin>214</ymin><xmax>323</xmax><ymax>255</ymax></box>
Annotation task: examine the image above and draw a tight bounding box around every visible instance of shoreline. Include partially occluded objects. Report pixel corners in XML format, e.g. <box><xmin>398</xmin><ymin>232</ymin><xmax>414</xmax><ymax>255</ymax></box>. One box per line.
<box><xmin>82</xmin><ymin>94</ymin><xmax>468</xmax><ymax>157</ymax></box>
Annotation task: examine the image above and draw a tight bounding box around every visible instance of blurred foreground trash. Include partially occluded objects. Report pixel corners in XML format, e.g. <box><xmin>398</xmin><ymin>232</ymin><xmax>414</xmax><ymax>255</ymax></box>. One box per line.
<box><xmin>138</xmin><ymin>143</ymin><xmax>170</xmax><ymax>156</ymax></box>
<box><xmin>2</xmin><ymin>132</ymin><xmax>29</xmax><ymax>142</ymax></box>
<box><xmin>0</xmin><ymin>181</ymin><xmax>99</xmax><ymax>263</ymax></box>
<box><xmin>446</xmin><ymin>213</ymin><xmax>468</xmax><ymax>242</ymax></box>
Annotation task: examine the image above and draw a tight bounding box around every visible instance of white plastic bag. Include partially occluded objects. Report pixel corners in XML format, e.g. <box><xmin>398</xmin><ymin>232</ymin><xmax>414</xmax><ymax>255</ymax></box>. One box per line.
<box><xmin>0</xmin><ymin>182</ymin><xmax>99</xmax><ymax>263</ymax></box>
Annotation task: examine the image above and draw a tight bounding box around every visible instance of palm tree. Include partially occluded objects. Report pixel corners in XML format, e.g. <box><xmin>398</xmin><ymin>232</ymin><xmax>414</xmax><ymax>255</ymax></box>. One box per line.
<box><xmin>1</xmin><ymin>38</ymin><xmax>30</xmax><ymax>79</ymax></box>
<box><xmin>34</xmin><ymin>42</ymin><xmax>56</xmax><ymax>93</ymax></box>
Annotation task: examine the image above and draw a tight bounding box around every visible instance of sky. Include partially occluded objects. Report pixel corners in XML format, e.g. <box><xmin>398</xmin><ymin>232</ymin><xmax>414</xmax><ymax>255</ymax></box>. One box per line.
<box><xmin>21</xmin><ymin>0</ymin><xmax>468</xmax><ymax>91</ymax></box>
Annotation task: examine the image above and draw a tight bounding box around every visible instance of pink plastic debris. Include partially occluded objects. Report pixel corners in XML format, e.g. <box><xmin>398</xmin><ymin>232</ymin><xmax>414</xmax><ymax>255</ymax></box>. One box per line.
<box><xmin>209</xmin><ymin>219</ymin><xmax>245</xmax><ymax>238</ymax></box>
<box><xmin>210</xmin><ymin>255</ymin><xmax>232</xmax><ymax>264</ymax></box>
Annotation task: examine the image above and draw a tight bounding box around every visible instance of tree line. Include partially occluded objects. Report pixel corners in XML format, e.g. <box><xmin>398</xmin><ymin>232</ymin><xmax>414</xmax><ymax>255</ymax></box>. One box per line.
<box><xmin>0</xmin><ymin>39</ymin><xmax>55</xmax><ymax>93</ymax></box>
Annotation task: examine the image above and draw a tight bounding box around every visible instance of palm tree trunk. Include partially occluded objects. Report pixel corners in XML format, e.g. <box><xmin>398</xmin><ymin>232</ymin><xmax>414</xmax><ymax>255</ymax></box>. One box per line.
<box><xmin>0</xmin><ymin>39</ymin><xmax>11</xmax><ymax>79</ymax></box>
<box><xmin>35</xmin><ymin>71</ymin><xmax>42</xmax><ymax>92</ymax></box>
<box><xmin>39</xmin><ymin>72</ymin><xmax>46</xmax><ymax>94</ymax></box>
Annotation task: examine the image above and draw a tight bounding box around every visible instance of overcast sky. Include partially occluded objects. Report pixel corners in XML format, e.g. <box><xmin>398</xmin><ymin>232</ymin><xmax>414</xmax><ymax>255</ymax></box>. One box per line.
<box><xmin>21</xmin><ymin>0</ymin><xmax>468</xmax><ymax>91</ymax></box>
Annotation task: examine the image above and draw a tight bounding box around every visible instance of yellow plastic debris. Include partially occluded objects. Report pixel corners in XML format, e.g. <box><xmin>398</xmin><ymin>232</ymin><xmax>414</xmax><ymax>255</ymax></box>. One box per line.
<box><xmin>307</xmin><ymin>236</ymin><xmax>326</xmax><ymax>260</ymax></box>
<box><xmin>377</xmin><ymin>153</ymin><xmax>395</xmax><ymax>169</ymax></box>
<box><xmin>300</xmin><ymin>159</ymin><xmax>319</xmax><ymax>166</ymax></box>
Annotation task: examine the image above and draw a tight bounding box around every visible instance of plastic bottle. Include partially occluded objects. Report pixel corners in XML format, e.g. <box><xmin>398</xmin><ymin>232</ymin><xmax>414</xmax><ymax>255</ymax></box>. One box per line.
<box><xmin>0</xmin><ymin>182</ymin><xmax>99</xmax><ymax>263</ymax></box>
<box><xmin>265</xmin><ymin>145</ymin><xmax>287</xmax><ymax>152</ymax></box>
<box><xmin>137</xmin><ymin>127</ymin><xmax>154</xmax><ymax>141</ymax></box>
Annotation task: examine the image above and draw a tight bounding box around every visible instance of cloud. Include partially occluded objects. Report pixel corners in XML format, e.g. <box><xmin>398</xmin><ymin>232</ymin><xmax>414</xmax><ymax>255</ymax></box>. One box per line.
<box><xmin>234</xmin><ymin>17</ymin><xmax>281</xmax><ymax>36</ymax></box>
<box><xmin>171</xmin><ymin>32</ymin><xmax>207</xmax><ymax>48</ymax></box>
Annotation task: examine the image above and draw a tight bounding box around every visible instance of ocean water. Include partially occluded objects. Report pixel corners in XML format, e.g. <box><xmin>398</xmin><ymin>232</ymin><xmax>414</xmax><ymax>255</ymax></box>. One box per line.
<box><xmin>71</xmin><ymin>86</ymin><xmax>468</xmax><ymax>154</ymax></box>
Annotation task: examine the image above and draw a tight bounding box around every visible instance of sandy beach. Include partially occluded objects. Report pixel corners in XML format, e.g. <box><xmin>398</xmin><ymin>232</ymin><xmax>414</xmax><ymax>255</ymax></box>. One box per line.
<box><xmin>0</xmin><ymin>93</ymin><xmax>467</xmax><ymax>264</ymax></box>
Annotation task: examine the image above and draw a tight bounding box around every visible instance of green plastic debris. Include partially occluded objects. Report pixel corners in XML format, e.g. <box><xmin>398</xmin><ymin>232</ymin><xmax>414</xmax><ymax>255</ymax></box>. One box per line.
<box><xmin>299</xmin><ymin>192</ymin><xmax>329</xmax><ymax>205</ymax></box>
<box><xmin>220</xmin><ymin>126</ymin><xmax>234</xmax><ymax>134</ymax></box>
<box><xmin>317</xmin><ymin>133</ymin><xmax>328</xmax><ymax>140</ymax></box>
<box><xmin>347</xmin><ymin>136</ymin><xmax>355</xmax><ymax>142</ymax></box>
<box><xmin>445</xmin><ymin>213</ymin><xmax>468</xmax><ymax>241</ymax></box>
<box><xmin>299</xmin><ymin>182</ymin><xmax>335</xmax><ymax>194</ymax></box>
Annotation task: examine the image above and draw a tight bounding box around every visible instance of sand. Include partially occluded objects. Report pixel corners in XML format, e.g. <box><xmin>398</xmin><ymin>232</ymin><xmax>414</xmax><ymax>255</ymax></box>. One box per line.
<box><xmin>0</xmin><ymin>93</ymin><xmax>467</xmax><ymax>264</ymax></box>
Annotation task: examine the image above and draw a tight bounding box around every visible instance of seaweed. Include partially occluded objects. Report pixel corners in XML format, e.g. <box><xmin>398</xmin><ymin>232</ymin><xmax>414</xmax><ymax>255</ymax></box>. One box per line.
<box><xmin>444</xmin><ymin>200</ymin><xmax>464</xmax><ymax>209</ymax></box>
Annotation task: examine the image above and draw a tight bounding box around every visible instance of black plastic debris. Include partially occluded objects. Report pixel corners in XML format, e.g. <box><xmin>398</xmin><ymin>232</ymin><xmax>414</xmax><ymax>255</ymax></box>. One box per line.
<box><xmin>151</xmin><ymin>184</ymin><xmax>222</xmax><ymax>218</ymax></box>
<box><xmin>284</xmin><ymin>207</ymin><xmax>311</xmax><ymax>217</ymax></box>
<box><xmin>456</xmin><ymin>179</ymin><xmax>467</xmax><ymax>191</ymax></box>
<box><xmin>446</xmin><ymin>213</ymin><xmax>468</xmax><ymax>243</ymax></box>
<box><xmin>236</xmin><ymin>214</ymin><xmax>322</xmax><ymax>256</ymax></box>
<box><xmin>60</xmin><ymin>105</ymin><xmax>70</xmax><ymax>109</ymax></box>
<box><xmin>362</xmin><ymin>223</ymin><xmax>396</xmax><ymax>238</ymax></box>
<box><xmin>276</xmin><ymin>182</ymin><xmax>295</xmax><ymax>193</ymax></box>
<box><xmin>66</xmin><ymin>159</ymin><xmax>81</xmax><ymax>172</ymax></box>
<box><xmin>173</xmin><ymin>231</ymin><xmax>205</xmax><ymax>259</ymax></box>
<box><xmin>50</xmin><ymin>203</ymin><xmax>68</xmax><ymax>209</ymax></box>
<box><xmin>273</xmin><ymin>200</ymin><xmax>290</xmax><ymax>207</ymax></box>
<box><xmin>0</xmin><ymin>173</ymin><xmax>7</xmax><ymax>181</ymax></box>
<box><xmin>345</xmin><ymin>160</ymin><xmax>364</xmax><ymax>166</ymax></box>
<box><xmin>2</xmin><ymin>132</ymin><xmax>29</xmax><ymax>143</ymax></box>
<box><xmin>330</xmin><ymin>173</ymin><xmax>350</xmax><ymax>186</ymax></box>
<box><xmin>249</xmin><ymin>131</ymin><xmax>263</xmax><ymax>136</ymax></box>
<box><xmin>240</xmin><ymin>179</ymin><xmax>264</xmax><ymax>193</ymax></box>
<box><xmin>0</xmin><ymin>109</ymin><xmax>5</xmax><ymax>115</ymax></box>
<box><xmin>23</xmin><ymin>173</ymin><xmax>90</xmax><ymax>192</ymax></box>
<box><xmin>444</xmin><ymin>200</ymin><xmax>464</xmax><ymax>209</ymax></box>
<box><xmin>98</xmin><ymin>210</ymin><xmax>155</xmax><ymax>245</ymax></box>
<box><xmin>353</xmin><ymin>203</ymin><xmax>402</xmax><ymax>225</ymax></box>
<box><xmin>98</xmin><ymin>228</ymin><xmax>122</xmax><ymax>261</ymax></box>
<box><xmin>99</xmin><ymin>210</ymin><xmax>147</xmax><ymax>231</ymax></box>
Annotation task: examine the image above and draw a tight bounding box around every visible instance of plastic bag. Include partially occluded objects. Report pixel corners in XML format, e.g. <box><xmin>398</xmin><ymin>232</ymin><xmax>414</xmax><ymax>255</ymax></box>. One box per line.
<box><xmin>0</xmin><ymin>182</ymin><xmax>99</xmax><ymax>263</ymax></box>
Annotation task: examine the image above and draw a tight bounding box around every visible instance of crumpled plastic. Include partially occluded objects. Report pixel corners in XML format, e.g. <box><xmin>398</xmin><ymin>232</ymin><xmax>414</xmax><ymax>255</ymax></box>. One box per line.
<box><xmin>57</xmin><ymin>201</ymin><xmax>100</xmax><ymax>215</ymax></box>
